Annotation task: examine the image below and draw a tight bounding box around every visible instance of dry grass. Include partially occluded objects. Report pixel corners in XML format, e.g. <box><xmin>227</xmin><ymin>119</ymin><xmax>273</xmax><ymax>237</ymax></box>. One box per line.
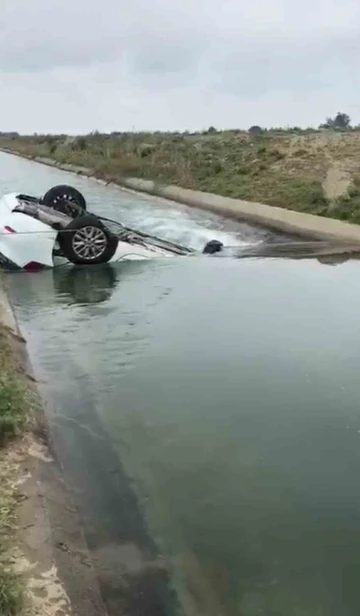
<box><xmin>4</xmin><ymin>128</ymin><xmax>360</xmax><ymax>221</ymax></box>
<box><xmin>0</xmin><ymin>568</ymin><xmax>23</xmax><ymax>616</ymax></box>
<box><xmin>0</xmin><ymin>326</ymin><xmax>27</xmax><ymax>444</ymax></box>
<box><xmin>0</xmin><ymin>319</ymin><xmax>32</xmax><ymax>615</ymax></box>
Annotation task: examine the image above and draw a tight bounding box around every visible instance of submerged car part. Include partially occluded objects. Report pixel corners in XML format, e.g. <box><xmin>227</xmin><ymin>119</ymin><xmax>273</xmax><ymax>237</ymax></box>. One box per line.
<box><xmin>0</xmin><ymin>193</ymin><xmax>58</xmax><ymax>269</ymax></box>
<box><xmin>203</xmin><ymin>239</ymin><xmax>224</xmax><ymax>254</ymax></box>
<box><xmin>0</xmin><ymin>186</ymin><xmax>225</xmax><ymax>270</ymax></box>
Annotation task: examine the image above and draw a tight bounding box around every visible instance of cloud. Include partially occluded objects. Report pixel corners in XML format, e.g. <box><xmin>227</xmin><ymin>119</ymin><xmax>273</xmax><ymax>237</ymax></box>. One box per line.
<box><xmin>205</xmin><ymin>29</ymin><xmax>360</xmax><ymax>97</ymax></box>
<box><xmin>0</xmin><ymin>0</ymin><xmax>359</xmax><ymax>131</ymax></box>
<box><xmin>0</xmin><ymin>0</ymin><xmax>208</xmax><ymax>72</ymax></box>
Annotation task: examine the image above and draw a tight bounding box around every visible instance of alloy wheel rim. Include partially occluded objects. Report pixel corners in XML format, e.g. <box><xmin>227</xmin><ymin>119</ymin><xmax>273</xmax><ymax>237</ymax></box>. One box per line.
<box><xmin>72</xmin><ymin>226</ymin><xmax>107</xmax><ymax>260</ymax></box>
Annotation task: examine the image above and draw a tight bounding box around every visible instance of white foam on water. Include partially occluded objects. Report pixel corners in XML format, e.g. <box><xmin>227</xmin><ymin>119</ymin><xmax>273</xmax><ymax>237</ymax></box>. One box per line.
<box><xmin>108</xmin><ymin>195</ymin><xmax>267</xmax><ymax>253</ymax></box>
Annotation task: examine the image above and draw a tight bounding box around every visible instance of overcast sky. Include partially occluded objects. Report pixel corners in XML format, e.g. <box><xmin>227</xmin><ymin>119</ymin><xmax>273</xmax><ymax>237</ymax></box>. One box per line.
<box><xmin>1</xmin><ymin>0</ymin><xmax>359</xmax><ymax>134</ymax></box>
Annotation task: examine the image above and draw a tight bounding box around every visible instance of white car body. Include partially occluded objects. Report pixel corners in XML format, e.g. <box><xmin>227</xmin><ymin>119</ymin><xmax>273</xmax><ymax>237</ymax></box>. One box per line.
<box><xmin>0</xmin><ymin>193</ymin><xmax>58</xmax><ymax>268</ymax></box>
<box><xmin>0</xmin><ymin>192</ymin><xmax>179</xmax><ymax>269</ymax></box>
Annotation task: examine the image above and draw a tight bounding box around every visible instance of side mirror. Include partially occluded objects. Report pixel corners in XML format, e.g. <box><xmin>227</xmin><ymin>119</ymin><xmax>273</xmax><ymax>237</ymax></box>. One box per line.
<box><xmin>203</xmin><ymin>240</ymin><xmax>224</xmax><ymax>255</ymax></box>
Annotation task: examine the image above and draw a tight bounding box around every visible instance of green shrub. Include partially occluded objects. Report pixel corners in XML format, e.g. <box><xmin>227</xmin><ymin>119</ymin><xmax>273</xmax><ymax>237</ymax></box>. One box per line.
<box><xmin>0</xmin><ymin>376</ymin><xmax>26</xmax><ymax>444</ymax></box>
<box><xmin>0</xmin><ymin>567</ymin><xmax>23</xmax><ymax>616</ymax></box>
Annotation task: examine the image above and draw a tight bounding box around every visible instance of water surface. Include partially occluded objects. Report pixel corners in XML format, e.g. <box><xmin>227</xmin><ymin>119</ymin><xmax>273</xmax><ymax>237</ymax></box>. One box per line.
<box><xmin>3</xmin><ymin>152</ymin><xmax>360</xmax><ymax>615</ymax></box>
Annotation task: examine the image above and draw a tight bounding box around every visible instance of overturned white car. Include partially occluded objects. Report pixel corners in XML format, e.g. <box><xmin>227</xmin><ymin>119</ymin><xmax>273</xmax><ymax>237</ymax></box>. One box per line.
<box><xmin>0</xmin><ymin>185</ymin><xmax>224</xmax><ymax>271</ymax></box>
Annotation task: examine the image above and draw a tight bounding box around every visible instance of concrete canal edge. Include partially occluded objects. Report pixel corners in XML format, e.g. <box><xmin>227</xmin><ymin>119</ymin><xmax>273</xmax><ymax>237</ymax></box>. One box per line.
<box><xmin>2</xmin><ymin>147</ymin><xmax>360</xmax><ymax>244</ymax></box>
<box><xmin>0</xmin><ymin>274</ymin><xmax>108</xmax><ymax>616</ymax></box>
<box><xmin>0</xmin><ymin>276</ymin><xmax>20</xmax><ymax>336</ymax></box>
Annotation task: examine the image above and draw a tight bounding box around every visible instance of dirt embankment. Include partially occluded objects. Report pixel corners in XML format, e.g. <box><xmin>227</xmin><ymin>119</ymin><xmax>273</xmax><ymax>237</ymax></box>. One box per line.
<box><xmin>0</xmin><ymin>278</ymin><xmax>106</xmax><ymax>616</ymax></box>
<box><xmin>2</xmin><ymin>129</ymin><xmax>360</xmax><ymax>223</ymax></box>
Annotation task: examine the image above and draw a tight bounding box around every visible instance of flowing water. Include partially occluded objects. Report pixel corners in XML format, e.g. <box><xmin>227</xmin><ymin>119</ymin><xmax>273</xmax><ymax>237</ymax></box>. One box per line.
<box><xmin>3</xmin><ymin>152</ymin><xmax>360</xmax><ymax>616</ymax></box>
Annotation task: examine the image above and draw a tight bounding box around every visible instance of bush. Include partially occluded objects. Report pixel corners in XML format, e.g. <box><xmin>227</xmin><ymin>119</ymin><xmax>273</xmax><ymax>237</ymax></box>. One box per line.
<box><xmin>139</xmin><ymin>144</ymin><xmax>155</xmax><ymax>158</ymax></box>
<box><xmin>75</xmin><ymin>137</ymin><xmax>87</xmax><ymax>151</ymax></box>
<box><xmin>0</xmin><ymin>376</ymin><xmax>26</xmax><ymax>444</ymax></box>
<box><xmin>0</xmin><ymin>568</ymin><xmax>23</xmax><ymax>616</ymax></box>
<box><xmin>212</xmin><ymin>162</ymin><xmax>223</xmax><ymax>174</ymax></box>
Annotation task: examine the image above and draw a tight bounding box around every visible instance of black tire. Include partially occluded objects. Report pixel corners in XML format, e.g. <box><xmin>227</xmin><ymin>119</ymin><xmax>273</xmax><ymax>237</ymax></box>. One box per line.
<box><xmin>42</xmin><ymin>185</ymin><xmax>86</xmax><ymax>217</ymax></box>
<box><xmin>59</xmin><ymin>215</ymin><xmax>118</xmax><ymax>265</ymax></box>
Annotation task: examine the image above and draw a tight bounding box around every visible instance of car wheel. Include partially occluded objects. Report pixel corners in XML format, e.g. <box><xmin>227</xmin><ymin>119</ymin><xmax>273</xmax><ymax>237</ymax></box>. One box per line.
<box><xmin>42</xmin><ymin>185</ymin><xmax>86</xmax><ymax>217</ymax></box>
<box><xmin>59</xmin><ymin>215</ymin><xmax>118</xmax><ymax>265</ymax></box>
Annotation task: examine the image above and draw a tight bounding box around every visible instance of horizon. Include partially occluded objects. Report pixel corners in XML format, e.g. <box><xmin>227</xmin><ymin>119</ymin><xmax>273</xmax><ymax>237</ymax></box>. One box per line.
<box><xmin>1</xmin><ymin>122</ymin><xmax>358</xmax><ymax>137</ymax></box>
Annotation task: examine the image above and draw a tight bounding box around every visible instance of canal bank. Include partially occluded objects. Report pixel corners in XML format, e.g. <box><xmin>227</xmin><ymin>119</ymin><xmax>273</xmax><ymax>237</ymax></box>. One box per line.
<box><xmin>0</xmin><ymin>276</ymin><xmax>107</xmax><ymax>616</ymax></box>
<box><xmin>2</xmin><ymin>147</ymin><xmax>360</xmax><ymax>245</ymax></box>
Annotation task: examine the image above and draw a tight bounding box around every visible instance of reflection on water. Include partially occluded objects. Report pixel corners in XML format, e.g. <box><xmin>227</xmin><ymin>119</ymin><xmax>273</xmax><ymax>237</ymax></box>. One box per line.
<box><xmin>7</xmin><ymin>256</ymin><xmax>360</xmax><ymax>616</ymax></box>
<box><xmin>53</xmin><ymin>264</ymin><xmax>119</xmax><ymax>304</ymax></box>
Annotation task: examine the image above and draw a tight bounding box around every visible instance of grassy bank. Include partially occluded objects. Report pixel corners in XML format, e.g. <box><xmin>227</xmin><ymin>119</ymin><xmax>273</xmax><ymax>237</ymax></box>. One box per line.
<box><xmin>0</xmin><ymin>297</ymin><xmax>31</xmax><ymax>615</ymax></box>
<box><xmin>2</xmin><ymin>129</ymin><xmax>360</xmax><ymax>222</ymax></box>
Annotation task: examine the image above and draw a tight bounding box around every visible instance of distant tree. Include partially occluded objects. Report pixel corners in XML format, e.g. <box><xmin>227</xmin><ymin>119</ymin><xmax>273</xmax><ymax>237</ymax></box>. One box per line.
<box><xmin>207</xmin><ymin>126</ymin><xmax>217</xmax><ymax>134</ymax></box>
<box><xmin>248</xmin><ymin>125</ymin><xmax>264</xmax><ymax>135</ymax></box>
<box><xmin>320</xmin><ymin>112</ymin><xmax>351</xmax><ymax>129</ymax></box>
